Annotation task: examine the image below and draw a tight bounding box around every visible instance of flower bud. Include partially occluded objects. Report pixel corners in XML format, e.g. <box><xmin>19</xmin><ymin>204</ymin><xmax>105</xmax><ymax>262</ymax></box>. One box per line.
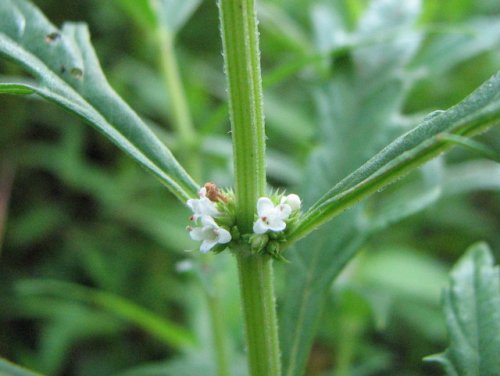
<box><xmin>284</xmin><ymin>194</ymin><xmax>301</xmax><ymax>211</ymax></box>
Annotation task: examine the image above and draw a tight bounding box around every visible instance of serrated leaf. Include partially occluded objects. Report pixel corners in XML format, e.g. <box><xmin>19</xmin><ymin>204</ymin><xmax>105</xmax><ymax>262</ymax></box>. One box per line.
<box><xmin>0</xmin><ymin>359</ymin><xmax>45</xmax><ymax>376</ymax></box>
<box><xmin>0</xmin><ymin>0</ymin><xmax>198</xmax><ymax>202</ymax></box>
<box><xmin>425</xmin><ymin>243</ymin><xmax>500</xmax><ymax>376</ymax></box>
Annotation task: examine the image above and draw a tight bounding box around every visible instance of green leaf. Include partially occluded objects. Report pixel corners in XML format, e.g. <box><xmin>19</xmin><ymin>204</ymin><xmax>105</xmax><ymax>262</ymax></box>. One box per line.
<box><xmin>0</xmin><ymin>0</ymin><xmax>198</xmax><ymax>202</ymax></box>
<box><xmin>412</xmin><ymin>17</ymin><xmax>500</xmax><ymax>75</ymax></box>
<box><xmin>289</xmin><ymin>71</ymin><xmax>500</xmax><ymax>245</ymax></box>
<box><xmin>364</xmin><ymin>159</ymin><xmax>444</xmax><ymax>234</ymax></box>
<box><xmin>0</xmin><ymin>82</ymin><xmax>33</xmax><ymax>94</ymax></box>
<box><xmin>281</xmin><ymin>2</ymin><xmax>425</xmax><ymax>372</ymax></box>
<box><xmin>437</xmin><ymin>133</ymin><xmax>500</xmax><ymax>162</ymax></box>
<box><xmin>440</xmin><ymin>160</ymin><xmax>500</xmax><ymax>195</ymax></box>
<box><xmin>366</xmin><ymin>159</ymin><xmax>500</xmax><ymax>233</ymax></box>
<box><xmin>280</xmin><ymin>2</ymin><xmax>500</xmax><ymax>375</ymax></box>
<box><xmin>0</xmin><ymin>359</ymin><xmax>45</xmax><ymax>376</ymax></box>
<box><xmin>15</xmin><ymin>279</ymin><xmax>196</xmax><ymax>350</ymax></box>
<box><xmin>425</xmin><ymin>243</ymin><xmax>500</xmax><ymax>376</ymax></box>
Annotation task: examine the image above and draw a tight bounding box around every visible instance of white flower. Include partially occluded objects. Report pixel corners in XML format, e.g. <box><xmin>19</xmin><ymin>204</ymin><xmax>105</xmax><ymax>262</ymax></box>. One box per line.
<box><xmin>281</xmin><ymin>194</ymin><xmax>301</xmax><ymax>211</ymax></box>
<box><xmin>187</xmin><ymin>187</ymin><xmax>220</xmax><ymax>221</ymax></box>
<box><xmin>253</xmin><ymin>197</ymin><xmax>292</xmax><ymax>234</ymax></box>
<box><xmin>188</xmin><ymin>216</ymin><xmax>232</xmax><ymax>253</ymax></box>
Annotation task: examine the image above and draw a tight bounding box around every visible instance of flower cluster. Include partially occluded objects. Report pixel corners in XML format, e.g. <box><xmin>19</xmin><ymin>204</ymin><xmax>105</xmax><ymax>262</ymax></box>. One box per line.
<box><xmin>253</xmin><ymin>194</ymin><xmax>301</xmax><ymax>234</ymax></box>
<box><xmin>186</xmin><ymin>185</ymin><xmax>301</xmax><ymax>257</ymax></box>
<box><xmin>248</xmin><ymin>194</ymin><xmax>301</xmax><ymax>259</ymax></box>
<box><xmin>186</xmin><ymin>187</ymin><xmax>232</xmax><ymax>253</ymax></box>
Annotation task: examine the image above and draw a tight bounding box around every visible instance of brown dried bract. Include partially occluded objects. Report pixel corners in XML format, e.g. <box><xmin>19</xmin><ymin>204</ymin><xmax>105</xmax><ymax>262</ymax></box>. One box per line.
<box><xmin>204</xmin><ymin>182</ymin><xmax>228</xmax><ymax>202</ymax></box>
<box><xmin>45</xmin><ymin>32</ymin><xmax>61</xmax><ymax>43</ymax></box>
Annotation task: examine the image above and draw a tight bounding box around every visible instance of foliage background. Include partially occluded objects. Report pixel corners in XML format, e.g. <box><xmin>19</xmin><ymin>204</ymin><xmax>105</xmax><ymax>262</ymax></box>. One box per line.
<box><xmin>0</xmin><ymin>0</ymin><xmax>499</xmax><ymax>375</ymax></box>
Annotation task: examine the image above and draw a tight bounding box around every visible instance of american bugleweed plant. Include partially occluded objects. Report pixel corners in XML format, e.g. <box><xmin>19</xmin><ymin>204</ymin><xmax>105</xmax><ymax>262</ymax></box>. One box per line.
<box><xmin>0</xmin><ymin>1</ymin><xmax>499</xmax><ymax>375</ymax></box>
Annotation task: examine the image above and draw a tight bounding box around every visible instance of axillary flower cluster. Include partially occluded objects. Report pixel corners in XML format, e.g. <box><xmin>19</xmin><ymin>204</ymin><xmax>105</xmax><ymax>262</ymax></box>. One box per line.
<box><xmin>186</xmin><ymin>183</ymin><xmax>301</xmax><ymax>258</ymax></box>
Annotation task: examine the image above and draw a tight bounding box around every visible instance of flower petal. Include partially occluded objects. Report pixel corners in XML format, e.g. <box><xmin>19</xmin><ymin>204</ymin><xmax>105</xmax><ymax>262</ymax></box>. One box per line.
<box><xmin>186</xmin><ymin>199</ymin><xmax>198</xmax><ymax>212</ymax></box>
<box><xmin>253</xmin><ymin>219</ymin><xmax>269</xmax><ymax>234</ymax></box>
<box><xmin>256</xmin><ymin>197</ymin><xmax>275</xmax><ymax>216</ymax></box>
<box><xmin>200</xmin><ymin>215</ymin><xmax>217</xmax><ymax>227</ymax></box>
<box><xmin>267</xmin><ymin>218</ymin><xmax>286</xmax><ymax>232</ymax></box>
<box><xmin>200</xmin><ymin>239</ymin><xmax>217</xmax><ymax>253</ymax></box>
<box><xmin>278</xmin><ymin>203</ymin><xmax>292</xmax><ymax>220</ymax></box>
<box><xmin>216</xmin><ymin>228</ymin><xmax>232</xmax><ymax>244</ymax></box>
<box><xmin>189</xmin><ymin>227</ymin><xmax>206</xmax><ymax>242</ymax></box>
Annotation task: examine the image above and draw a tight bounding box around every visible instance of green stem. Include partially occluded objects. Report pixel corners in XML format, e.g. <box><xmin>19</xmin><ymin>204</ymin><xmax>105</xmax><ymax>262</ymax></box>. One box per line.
<box><xmin>237</xmin><ymin>253</ymin><xmax>281</xmax><ymax>376</ymax></box>
<box><xmin>219</xmin><ymin>0</ymin><xmax>266</xmax><ymax>232</ymax></box>
<box><xmin>156</xmin><ymin>25</ymin><xmax>199</xmax><ymax>177</ymax></box>
<box><xmin>206</xmin><ymin>281</ymin><xmax>231</xmax><ymax>376</ymax></box>
<box><xmin>219</xmin><ymin>0</ymin><xmax>281</xmax><ymax>375</ymax></box>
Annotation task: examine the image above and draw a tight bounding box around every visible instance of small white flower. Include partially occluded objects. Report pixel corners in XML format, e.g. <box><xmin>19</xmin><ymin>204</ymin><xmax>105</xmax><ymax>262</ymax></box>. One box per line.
<box><xmin>188</xmin><ymin>216</ymin><xmax>232</xmax><ymax>253</ymax></box>
<box><xmin>253</xmin><ymin>197</ymin><xmax>292</xmax><ymax>234</ymax></box>
<box><xmin>187</xmin><ymin>187</ymin><xmax>220</xmax><ymax>221</ymax></box>
<box><xmin>281</xmin><ymin>194</ymin><xmax>301</xmax><ymax>211</ymax></box>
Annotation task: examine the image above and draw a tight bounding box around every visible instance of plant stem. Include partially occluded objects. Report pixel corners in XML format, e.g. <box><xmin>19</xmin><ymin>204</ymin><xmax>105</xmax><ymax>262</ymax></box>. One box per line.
<box><xmin>219</xmin><ymin>0</ymin><xmax>266</xmax><ymax>232</ymax></box>
<box><xmin>237</xmin><ymin>252</ymin><xmax>281</xmax><ymax>376</ymax></box>
<box><xmin>156</xmin><ymin>25</ymin><xmax>199</xmax><ymax>178</ymax></box>
<box><xmin>219</xmin><ymin>0</ymin><xmax>281</xmax><ymax>375</ymax></box>
<box><xmin>206</xmin><ymin>279</ymin><xmax>231</xmax><ymax>376</ymax></box>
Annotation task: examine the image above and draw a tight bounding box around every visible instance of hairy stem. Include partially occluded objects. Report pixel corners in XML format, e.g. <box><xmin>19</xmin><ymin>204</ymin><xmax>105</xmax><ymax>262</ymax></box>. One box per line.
<box><xmin>237</xmin><ymin>253</ymin><xmax>281</xmax><ymax>376</ymax></box>
<box><xmin>219</xmin><ymin>0</ymin><xmax>281</xmax><ymax>375</ymax></box>
<box><xmin>219</xmin><ymin>0</ymin><xmax>266</xmax><ymax>232</ymax></box>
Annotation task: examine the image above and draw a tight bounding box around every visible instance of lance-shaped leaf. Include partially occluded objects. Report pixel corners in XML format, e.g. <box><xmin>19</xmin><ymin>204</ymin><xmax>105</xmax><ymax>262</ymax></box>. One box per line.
<box><xmin>287</xmin><ymin>71</ymin><xmax>500</xmax><ymax>246</ymax></box>
<box><xmin>0</xmin><ymin>0</ymin><xmax>198</xmax><ymax>202</ymax></box>
<box><xmin>425</xmin><ymin>243</ymin><xmax>500</xmax><ymax>375</ymax></box>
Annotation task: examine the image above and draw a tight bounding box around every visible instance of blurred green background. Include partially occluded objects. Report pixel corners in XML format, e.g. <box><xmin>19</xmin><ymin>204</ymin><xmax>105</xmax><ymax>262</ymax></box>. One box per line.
<box><xmin>0</xmin><ymin>0</ymin><xmax>499</xmax><ymax>375</ymax></box>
